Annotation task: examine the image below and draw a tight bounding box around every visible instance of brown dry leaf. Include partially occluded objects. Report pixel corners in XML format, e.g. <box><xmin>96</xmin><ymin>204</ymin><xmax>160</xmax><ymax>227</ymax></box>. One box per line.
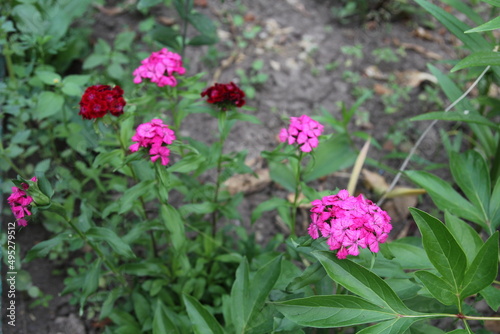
<box><xmin>94</xmin><ymin>5</ymin><xmax>124</xmax><ymax>16</ymax></box>
<box><xmin>395</xmin><ymin>70</ymin><xmax>437</xmax><ymax>88</ymax></box>
<box><xmin>364</xmin><ymin>65</ymin><xmax>388</xmax><ymax>80</ymax></box>
<box><xmin>224</xmin><ymin>168</ymin><xmax>271</xmax><ymax>195</ymax></box>
<box><xmin>393</xmin><ymin>39</ymin><xmax>443</xmax><ymax>60</ymax></box>
<box><xmin>373</xmin><ymin>83</ymin><xmax>393</xmax><ymax>96</ymax></box>
<box><xmin>385</xmin><ymin>187</ymin><xmax>426</xmax><ymax>199</ymax></box>
<box><xmin>361</xmin><ymin>169</ymin><xmax>389</xmax><ymax>197</ymax></box>
<box><xmin>244</xmin><ymin>13</ymin><xmax>256</xmax><ymax>22</ymax></box>
<box><xmin>412</xmin><ymin>27</ymin><xmax>435</xmax><ymax>41</ymax></box>
<box><xmin>194</xmin><ymin>0</ymin><xmax>208</xmax><ymax>7</ymax></box>
<box><xmin>158</xmin><ymin>16</ymin><xmax>176</xmax><ymax>26</ymax></box>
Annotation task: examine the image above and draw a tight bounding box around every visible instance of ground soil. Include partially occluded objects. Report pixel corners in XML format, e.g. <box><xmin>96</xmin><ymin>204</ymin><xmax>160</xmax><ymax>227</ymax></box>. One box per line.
<box><xmin>2</xmin><ymin>0</ymin><xmax>473</xmax><ymax>333</ymax></box>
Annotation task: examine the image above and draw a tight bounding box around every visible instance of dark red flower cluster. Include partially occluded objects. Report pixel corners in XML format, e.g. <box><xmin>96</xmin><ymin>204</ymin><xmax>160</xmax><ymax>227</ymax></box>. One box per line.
<box><xmin>201</xmin><ymin>82</ymin><xmax>245</xmax><ymax>110</ymax></box>
<box><xmin>79</xmin><ymin>85</ymin><xmax>126</xmax><ymax>120</ymax></box>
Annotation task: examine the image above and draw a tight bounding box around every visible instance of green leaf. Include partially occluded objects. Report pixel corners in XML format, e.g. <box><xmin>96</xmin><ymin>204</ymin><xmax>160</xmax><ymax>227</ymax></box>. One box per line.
<box><xmin>460</xmin><ymin>231</ymin><xmax>499</xmax><ymax>299</ymax></box>
<box><xmin>410</xmin><ymin>111</ymin><xmax>499</xmax><ymax>129</ymax></box>
<box><xmin>452</xmin><ymin>51</ymin><xmax>500</xmax><ymax>72</ymax></box>
<box><xmin>179</xmin><ymin>202</ymin><xmax>217</xmax><ymax>216</ymax></box>
<box><xmin>480</xmin><ymin>285</ymin><xmax>500</xmax><ymax>311</ymax></box>
<box><xmin>83</xmin><ymin>54</ymin><xmax>108</xmax><ymax>69</ymax></box>
<box><xmin>314</xmin><ymin>251</ymin><xmax>414</xmax><ymax>314</ymax></box>
<box><xmin>414</xmin><ymin>271</ymin><xmax>457</xmax><ymax>305</ymax></box>
<box><xmin>230</xmin><ymin>256</ymin><xmax>282</xmax><ymax>333</ymax></box>
<box><xmin>119</xmin><ymin>180</ymin><xmax>154</xmax><ymax>214</ymax></box>
<box><xmin>481</xmin><ymin>0</ymin><xmax>500</xmax><ymax>7</ymax></box>
<box><xmin>61</xmin><ymin>82</ymin><xmax>82</xmax><ymax>97</ymax></box>
<box><xmin>36</xmin><ymin>91</ymin><xmax>64</xmax><ymax>119</ymax></box>
<box><xmin>303</xmin><ymin>134</ymin><xmax>357</xmax><ymax>182</ymax></box>
<box><xmin>160</xmin><ymin>204</ymin><xmax>186</xmax><ymax>251</ymax></box>
<box><xmin>120</xmin><ymin>261</ymin><xmax>169</xmax><ymax>277</ymax></box>
<box><xmin>86</xmin><ymin>227</ymin><xmax>135</xmax><ymax>259</ymax></box>
<box><xmin>269</xmin><ymin>160</ymin><xmax>296</xmax><ymax>192</ymax></box>
<box><xmin>114</xmin><ymin>31</ymin><xmax>136</xmax><ymax>51</ymax></box>
<box><xmin>81</xmin><ymin>259</ymin><xmax>102</xmax><ymax>309</ymax></box>
<box><xmin>444</xmin><ymin>211</ymin><xmax>483</xmax><ymax>265</ymax></box>
<box><xmin>153</xmin><ymin>300</ymin><xmax>180</xmax><ymax>334</ymax></box>
<box><xmin>466</xmin><ymin>16</ymin><xmax>500</xmax><ymax>33</ymax></box>
<box><xmin>406</xmin><ymin>171</ymin><xmax>485</xmax><ymax>228</ymax></box>
<box><xmin>356</xmin><ymin>317</ymin><xmax>422</xmax><ymax>334</ymax></box>
<box><xmin>286</xmin><ymin>261</ymin><xmax>326</xmax><ymax>292</ymax></box>
<box><xmin>490</xmin><ymin>177</ymin><xmax>500</xmax><ymax>230</ymax></box>
<box><xmin>24</xmin><ymin>233</ymin><xmax>71</xmax><ymax>262</ymax></box>
<box><xmin>137</xmin><ymin>0</ymin><xmax>162</xmax><ymax>10</ymax></box>
<box><xmin>100</xmin><ymin>288</ymin><xmax>123</xmax><ymax>319</ymax></box>
<box><xmin>385</xmin><ymin>240</ymin><xmax>432</xmax><ymax>270</ymax></box>
<box><xmin>168</xmin><ymin>154</ymin><xmax>205</xmax><ymax>173</ymax></box>
<box><xmin>275</xmin><ymin>295</ymin><xmax>396</xmax><ymax>328</ymax></box>
<box><xmin>450</xmin><ymin>150</ymin><xmax>490</xmax><ymax>225</ymax></box>
<box><xmin>251</xmin><ymin>197</ymin><xmax>289</xmax><ymax>223</ymax></box>
<box><xmin>182</xmin><ymin>294</ymin><xmax>224</xmax><ymax>334</ymax></box>
<box><xmin>187</xmin><ymin>12</ymin><xmax>217</xmax><ymax>39</ymax></box>
<box><xmin>132</xmin><ymin>291</ymin><xmax>151</xmax><ymax>325</ymax></box>
<box><xmin>414</xmin><ymin>0</ymin><xmax>491</xmax><ymax>51</ymax></box>
<box><xmin>36</xmin><ymin>70</ymin><xmax>62</xmax><ymax>85</ymax></box>
<box><xmin>409</xmin><ymin>208</ymin><xmax>467</xmax><ymax>292</ymax></box>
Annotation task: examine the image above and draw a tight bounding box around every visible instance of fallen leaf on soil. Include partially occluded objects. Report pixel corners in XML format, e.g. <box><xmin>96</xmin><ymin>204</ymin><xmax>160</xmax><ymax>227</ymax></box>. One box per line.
<box><xmin>364</xmin><ymin>65</ymin><xmax>388</xmax><ymax>80</ymax></box>
<box><xmin>373</xmin><ymin>83</ymin><xmax>393</xmax><ymax>96</ymax></box>
<box><xmin>224</xmin><ymin>168</ymin><xmax>271</xmax><ymax>195</ymax></box>
<box><xmin>94</xmin><ymin>5</ymin><xmax>124</xmax><ymax>16</ymax></box>
<box><xmin>395</xmin><ymin>70</ymin><xmax>437</xmax><ymax>88</ymax></box>
<box><xmin>158</xmin><ymin>16</ymin><xmax>176</xmax><ymax>26</ymax></box>
<box><xmin>393</xmin><ymin>38</ymin><xmax>443</xmax><ymax>60</ymax></box>
<box><xmin>411</xmin><ymin>27</ymin><xmax>435</xmax><ymax>41</ymax></box>
<box><xmin>362</xmin><ymin>169</ymin><xmax>389</xmax><ymax>196</ymax></box>
<box><xmin>244</xmin><ymin>13</ymin><xmax>256</xmax><ymax>22</ymax></box>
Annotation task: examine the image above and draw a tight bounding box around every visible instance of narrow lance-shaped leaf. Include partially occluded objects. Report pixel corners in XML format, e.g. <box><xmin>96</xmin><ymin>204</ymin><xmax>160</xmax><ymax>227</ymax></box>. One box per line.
<box><xmin>445</xmin><ymin>211</ymin><xmax>483</xmax><ymax>266</ymax></box>
<box><xmin>314</xmin><ymin>251</ymin><xmax>417</xmax><ymax>315</ymax></box>
<box><xmin>356</xmin><ymin>317</ymin><xmax>423</xmax><ymax>334</ymax></box>
<box><xmin>460</xmin><ymin>231</ymin><xmax>499</xmax><ymax>299</ymax></box>
<box><xmin>182</xmin><ymin>294</ymin><xmax>225</xmax><ymax>334</ymax></box>
<box><xmin>409</xmin><ymin>208</ymin><xmax>467</xmax><ymax>292</ymax></box>
<box><xmin>153</xmin><ymin>300</ymin><xmax>180</xmax><ymax>334</ymax></box>
<box><xmin>275</xmin><ymin>295</ymin><xmax>397</xmax><ymax>328</ymax></box>
<box><xmin>414</xmin><ymin>271</ymin><xmax>457</xmax><ymax>306</ymax></box>
<box><xmin>452</xmin><ymin>51</ymin><xmax>500</xmax><ymax>72</ymax></box>
<box><xmin>466</xmin><ymin>16</ymin><xmax>500</xmax><ymax>33</ymax></box>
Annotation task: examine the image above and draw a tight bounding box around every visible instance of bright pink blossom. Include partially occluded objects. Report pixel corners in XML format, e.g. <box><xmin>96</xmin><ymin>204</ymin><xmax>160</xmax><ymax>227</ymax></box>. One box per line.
<box><xmin>308</xmin><ymin>189</ymin><xmax>392</xmax><ymax>259</ymax></box>
<box><xmin>279</xmin><ymin>115</ymin><xmax>324</xmax><ymax>152</ymax></box>
<box><xmin>130</xmin><ymin>119</ymin><xmax>176</xmax><ymax>166</ymax></box>
<box><xmin>7</xmin><ymin>177</ymin><xmax>37</xmax><ymax>227</ymax></box>
<box><xmin>133</xmin><ymin>48</ymin><xmax>186</xmax><ymax>87</ymax></box>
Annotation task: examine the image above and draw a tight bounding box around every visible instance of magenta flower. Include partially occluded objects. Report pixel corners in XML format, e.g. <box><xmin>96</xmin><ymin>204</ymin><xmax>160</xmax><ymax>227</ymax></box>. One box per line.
<box><xmin>279</xmin><ymin>115</ymin><xmax>324</xmax><ymax>152</ymax></box>
<box><xmin>133</xmin><ymin>48</ymin><xmax>186</xmax><ymax>87</ymax></box>
<box><xmin>7</xmin><ymin>177</ymin><xmax>37</xmax><ymax>227</ymax></box>
<box><xmin>130</xmin><ymin>119</ymin><xmax>176</xmax><ymax>166</ymax></box>
<box><xmin>308</xmin><ymin>189</ymin><xmax>392</xmax><ymax>259</ymax></box>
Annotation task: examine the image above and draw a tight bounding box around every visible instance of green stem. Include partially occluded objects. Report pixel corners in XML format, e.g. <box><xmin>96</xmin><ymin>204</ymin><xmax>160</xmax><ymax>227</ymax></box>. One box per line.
<box><xmin>211</xmin><ymin>123</ymin><xmax>225</xmax><ymax>237</ymax></box>
<box><xmin>291</xmin><ymin>151</ymin><xmax>304</xmax><ymax>237</ymax></box>
<box><xmin>180</xmin><ymin>0</ymin><xmax>190</xmax><ymax>58</ymax></box>
<box><xmin>66</xmin><ymin>217</ymin><xmax>127</xmax><ymax>285</ymax></box>
<box><xmin>490</xmin><ymin>134</ymin><xmax>500</xmax><ymax>185</ymax></box>
<box><xmin>3</xmin><ymin>41</ymin><xmax>17</xmax><ymax>83</ymax></box>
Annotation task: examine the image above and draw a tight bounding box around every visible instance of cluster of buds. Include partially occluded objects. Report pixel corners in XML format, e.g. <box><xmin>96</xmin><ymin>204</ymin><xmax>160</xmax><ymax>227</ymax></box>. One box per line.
<box><xmin>308</xmin><ymin>190</ymin><xmax>392</xmax><ymax>259</ymax></box>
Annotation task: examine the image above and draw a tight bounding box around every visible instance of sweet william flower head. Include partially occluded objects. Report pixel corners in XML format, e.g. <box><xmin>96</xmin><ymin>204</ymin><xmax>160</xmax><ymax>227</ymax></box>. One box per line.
<box><xmin>279</xmin><ymin>115</ymin><xmax>324</xmax><ymax>152</ymax></box>
<box><xmin>7</xmin><ymin>177</ymin><xmax>37</xmax><ymax>227</ymax></box>
<box><xmin>79</xmin><ymin>85</ymin><xmax>126</xmax><ymax>120</ymax></box>
<box><xmin>133</xmin><ymin>48</ymin><xmax>186</xmax><ymax>87</ymax></box>
<box><xmin>201</xmin><ymin>82</ymin><xmax>246</xmax><ymax>111</ymax></box>
<box><xmin>130</xmin><ymin>119</ymin><xmax>176</xmax><ymax>166</ymax></box>
<box><xmin>308</xmin><ymin>189</ymin><xmax>392</xmax><ymax>259</ymax></box>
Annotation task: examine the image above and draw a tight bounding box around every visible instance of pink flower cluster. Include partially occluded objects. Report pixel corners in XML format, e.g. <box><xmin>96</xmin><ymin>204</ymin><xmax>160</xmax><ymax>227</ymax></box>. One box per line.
<box><xmin>279</xmin><ymin>115</ymin><xmax>324</xmax><ymax>152</ymax></box>
<box><xmin>308</xmin><ymin>190</ymin><xmax>392</xmax><ymax>259</ymax></box>
<box><xmin>7</xmin><ymin>177</ymin><xmax>37</xmax><ymax>227</ymax></box>
<box><xmin>129</xmin><ymin>119</ymin><xmax>176</xmax><ymax>166</ymax></box>
<box><xmin>133</xmin><ymin>48</ymin><xmax>186</xmax><ymax>87</ymax></box>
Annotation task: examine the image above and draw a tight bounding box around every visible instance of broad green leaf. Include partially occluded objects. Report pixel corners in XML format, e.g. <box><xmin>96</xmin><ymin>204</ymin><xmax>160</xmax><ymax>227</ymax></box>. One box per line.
<box><xmin>100</xmin><ymin>287</ymin><xmax>123</xmax><ymax>319</ymax></box>
<box><xmin>269</xmin><ymin>160</ymin><xmax>296</xmax><ymax>192</ymax></box>
<box><xmin>168</xmin><ymin>154</ymin><xmax>205</xmax><ymax>173</ymax></box>
<box><xmin>24</xmin><ymin>232</ymin><xmax>71</xmax><ymax>262</ymax></box>
<box><xmin>385</xmin><ymin>240</ymin><xmax>432</xmax><ymax>270</ymax></box>
<box><xmin>460</xmin><ymin>231</ymin><xmax>499</xmax><ymax>299</ymax></box>
<box><xmin>86</xmin><ymin>227</ymin><xmax>135</xmax><ymax>258</ymax></box>
<box><xmin>230</xmin><ymin>256</ymin><xmax>282</xmax><ymax>333</ymax></box>
<box><xmin>410</xmin><ymin>111</ymin><xmax>499</xmax><ymax>129</ymax></box>
<box><xmin>414</xmin><ymin>271</ymin><xmax>457</xmax><ymax>305</ymax></box>
<box><xmin>452</xmin><ymin>51</ymin><xmax>500</xmax><ymax>72</ymax></box>
<box><xmin>356</xmin><ymin>317</ymin><xmax>422</xmax><ymax>334</ymax></box>
<box><xmin>314</xmin><ymin>251</ymin><xmax>414</xmax><ymax>314</ymax></box>
<box><xmin>132</xmin><ymin>291</ymin><xmax>150</xmax><ymax>325</ymax></box>
<box><xmin>251</xmin><ymin>197</ymin><xmax>289</xmax><ymax>224</ymax></box>
<box><xmin>118</xmin><ymin>180</ymin><xmax>154</xmax><ymax>214</ymax></box>
<box><xmin>120</xmin><ymin>261</ymin><xmax>169</xmax><ymax>277</ymax></box>
<box><xmin>36</xmin><ymin>70</ymin><xmax>61</xmax><ymax>85</ymax></box>
<box><xmin>384</xmin><ymin>279</ymin><xmax>421</xmax><ymax>300</ymax></box>
<box><xmin>36</xmin><ymin>91</ymin><xmax>64</xmax><ymax>119</ymax></box>
<box><xmin>450</xmin><ymin>150</ymin><xmax>490</xmax><ymax>225</ymax></box>
<box><xmin>182</xmin><ymin>294</ymin><xmax>224</xmax><ymax>334</ymax></box>
<box><xmin>444</xmin><ymin>211</ymin><xmax>483</xmax><ymax>265</ymax></box>
<box><xmin>466</xmin><ymin>16</ymin><xmax>500</xmax><ymax>33</ymax></box>
<box><xmin>406</xmin><ymin>171</ymin><xmax>485</xmax><ymax>228</ymax></box>
<box><xmin>414</xmin><ymin>0</ymin><xmax>491</xmax><ymax>51</ymax></box>
<box><xmin>303</xmin><ymin>134</ymin><xmax>357</xmax><ymax>182</ymax></box>
<box><xmin>81</xmin><ymin>259</ymin><xmax>102</xmax><ymax>309</ymax></box>
<box><xmin>153</xmin><ymin>300</ymin><xmax>180</xmax><ymax>334</ymax></box>
<box><xmin>160</xmin><ymin>204</ymin><xmax>186</xmax><ymax>252</ymax></box>
<box><xmin>480</xmin><ymin>285</ymin><xmax>500</xmax><ymax>311</ymax></box>
<box><xmin>275</xmin><ymin>295</ymin><xmax>396</xmax><ymax>328</ymax></box>
<box><xmin>286</xmin><ymin>261</ymin><xmax>326</xmax><ymax>292</ymax></box>
<box><xmin>490</xmin><ymin>177</ymin><xmax>500</xmax><ymax>230</ymax></box>
<box><xmin>179</xmin><ymin>202</ymin><xmax>217</xmax><ymax>216</ymax></box>
<box><xmin>409</xmin><ymin>208</ymin><xmax>467</xmax><ymax>292</ymax></box>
